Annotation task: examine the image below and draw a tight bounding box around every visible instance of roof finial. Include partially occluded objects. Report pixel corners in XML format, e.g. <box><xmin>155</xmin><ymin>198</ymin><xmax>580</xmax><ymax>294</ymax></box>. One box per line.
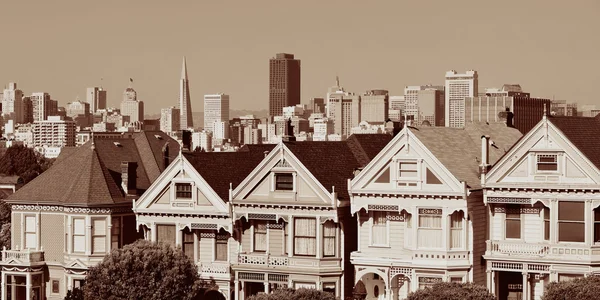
<box><xmin>336</xmin><ymin>75</ymin><xmax>339</xmax><ymax>87</ymax></box>
<box><xmin>404</xmin><ymin>112</ymin><xmax>408</xmax><ymax>128</ymax></box>
<box><xmin>543</xmin><ymin>103</ymin><xmax>548</xmax><ymax>120</ymax></box>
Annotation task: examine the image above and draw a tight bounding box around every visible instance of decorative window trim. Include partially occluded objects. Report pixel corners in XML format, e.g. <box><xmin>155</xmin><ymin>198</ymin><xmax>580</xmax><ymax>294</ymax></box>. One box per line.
<box><xmin>213</xmin><ymin>234</ymin><xmax>229</xmax><ymax>262</ymax></box>
<box><xmin>535</xmin><ymin>153</ymin><xmax>560</xmax><ymax>174</ymax></box>
<box><xmin>272</xmin><ymin>172</ymin><xmax>296</xmax><ymax>192</ymax></box>
<box><xmin>369</xmin><ymin>211</ymin><xmax>390</xmax><ymax>247</ymax></box>
<box><xmin>170</xmin><ymin>179</ymin><xmax>196</xmax><ymax>203</ymax></box>
<box><xmin>23</xmin><ymin>213</ymin><xmax>38</xmax><ymax>250</ymax></box>
<box><xmin>393</xmin><ymin>159</ymin><xmax>421</xmax><ymax>188</ymax></box>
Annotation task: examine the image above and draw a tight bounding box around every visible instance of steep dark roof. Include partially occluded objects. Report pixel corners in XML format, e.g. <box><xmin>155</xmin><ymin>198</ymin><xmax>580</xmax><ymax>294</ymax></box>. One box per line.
<box><xmin>410</xmin><ymin>123</ymin><xmax>522</xmax><ymax>189</ymax></box>
<box><xmin>549</xmin><ymin>115</ymin><xmax>600</xmax><ymax>170</ymax></box>
<box><xmin>7</xmin><ymin>132</ymin><xmax>180</xmax><ymax>207</ymax></box>
<box><xmin>346</xmin><ymin>134</ymin><xmax>393</xmax><ymax>164</ymax></box>
<box><xmin>184</xmin><ymin>145</ymin><xmax>276</xmax><ymax>200</ymax></box>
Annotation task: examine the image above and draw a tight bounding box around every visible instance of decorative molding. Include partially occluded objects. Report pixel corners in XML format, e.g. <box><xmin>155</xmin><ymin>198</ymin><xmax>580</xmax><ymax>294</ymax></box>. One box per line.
<box><xmin>387</xmin><ymin>214</ymin><xmax>405</xmax><ymax>221</ymax></box>
<box><xmin>418</xmin><ymin>208</ymin><xmax>442</xmax><ymax>215</ymax></box>
<box><xmin>200</xmin><ymin>232</ymin><xmax>216</xmax><ymax>238</ymax></box>
<box><xmin>1</xmin><ymin>266</ymin><xmax>44</xmax><ymax>272</ymax></box>
<box><xmin>10</xmin><ymin>204</ymin><xmax>131</xmax><ymax>214</ymax></box>
<box><xmin>367</xmin><ymin>204</ymin><xmax>399</xmax><ymax>212</ymax></box>
<box><xmin>267</xmin><ymin>223</ymin><xmax>283</xmax><ymax>229</ymax></box>
<box><xmin>275</xmin><ymin>159</ymin><xmax>291</xmax><ymax>168</ymax></box>
<box><xmin>418</xmin><ymin>277</ymin><xmax>442</xmax><ymax>284</ymax></box>
<box><xmin>493</xmin><ymin>206</ymin><xmax>506</xmax><ymax>213</ymax></box>
<box><xmin>487</xmin><ymin>197</ymin><xmax>531</xmax><ymax>204</ymax></box>
<box><xmin>247</xmin><ymin>213</ymin><xmax>277</xmax><ymax>221</ymax></box>
<box><xmin>191</xmin><ymin>223</ymin><xmax>218</xmax><ymax>230</ymax></box>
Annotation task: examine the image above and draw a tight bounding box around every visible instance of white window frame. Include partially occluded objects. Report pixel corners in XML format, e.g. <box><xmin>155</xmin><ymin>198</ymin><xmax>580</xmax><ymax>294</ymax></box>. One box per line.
<box><xmin>23</xmin><ymin>214</ymin><xmax>38</xmax><ymax>250</ymax></box>
<box><xmin>271</xmin><ymin>172</ymin><xmax>296</xmax><ymax>192</ymax></box>
<box><xmin>417</xmin><ymin>208</ymin><xmax>443</xmax><ymax>249</ymax></box>
<box><xmin>535</xmin><ymin>153</ymin><xmax>560</xmax><ymax>174</ymax></box>
<box><xmin>170</xmin><ymin>179</ymin><xmax>196</xmax><ymax>202</ymax></box>
<box><xmin>91</xmin><ymin>217</ymin><xmax>107</xmax><ymax>255</ymax></box>
<box><xmin>393</xmin><ymin>159</ymin><xmax>421</xmax><ymax>188</ymax></box>
<box><xmin>251</xmin><ymin>220</ymin><xmax>268</xmax><ymax>252</ymax></box>
<box><xmin>72</xmin><ymin>217</ymin><xmax>87</xmax><ymax>254</ymax></box>
<box><xmin>369</xmin><ymin>211</ymin><xmax>390</xmax><ymax>247</ymax></box>
<box><xmin>213</xmin><ymin>233</ymin><xmax>229</xmax><ymax>262</ymax></box>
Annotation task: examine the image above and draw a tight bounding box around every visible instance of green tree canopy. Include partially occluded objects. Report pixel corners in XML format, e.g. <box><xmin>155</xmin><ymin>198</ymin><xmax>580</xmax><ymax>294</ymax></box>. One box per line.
<box><xmin>246</xmin><ymin>287</ymin><xmax>336</xmax><ymax>300</ymax></box>
<box><xmin>542</xmin><ymin>276</ymin><xmax>600</xmax><ymax>300</ymax></box>
<box><xmin>406</xmin><ymin>282</ymin><xmax>495</xmax><ymax>300</ymax></box>
<box><xmin>0</xmin><ymin>145</ymin><xmax>54</xmax><ymax>184</ymax></box>
<box><xmin>82</xmin><ymin>240</ymin><xmax>217</xmax><ymax>300</ymax></box>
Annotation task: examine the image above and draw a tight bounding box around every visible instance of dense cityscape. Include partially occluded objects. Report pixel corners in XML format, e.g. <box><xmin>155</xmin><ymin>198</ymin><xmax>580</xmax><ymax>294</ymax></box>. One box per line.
<box><xmin>0</xmin><ymin>1</ymin><xmax>599</xmax><ymax>300</ymax></box>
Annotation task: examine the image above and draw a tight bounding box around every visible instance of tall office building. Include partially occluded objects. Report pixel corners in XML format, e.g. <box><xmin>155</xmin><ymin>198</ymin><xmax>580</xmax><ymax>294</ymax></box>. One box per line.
<box><xmin>179</xmin><ymin>57</ymin><xmax>193</xmax><ymax>130</ymax></box>
<box><xmin>204</xmin><ymin>93</ymin><xmax>230</xmax><ymax>132</ymax></box>
<box><xmin>326</xmin><ymin>79</ymin><xmax>360</xmax><ymax>139</ymax></box>
<box><xmin>389</xmin><ymin>96</ymin><xmax>405</xmax><ymax>111</ymax></box>
<box><xmin>445</xmin><ymin>70</ymin><xmax>478</xmax><ymax>127</ymax></box>
<box><xmin>120</xmin><ymin>85</ymin><xmax>144</xmax><ymax>124</ymax></box>
<box><xmin>22</xmin><ymin>96</ymin><xmax>33</xmax><ymax>124</ymax></box>
<box><xmin>66</xmin><ymin>100</ymin><xmax>91</xmax><ymax>127</ymax></box>
<box><xmin>403</xmin><ymin>85</ymin><xmax>445</xmax><ymax>126</ymax></box>
<box><xmin>86</xmin><ymin>87</ymin><xmax>107</xmax><ymax>113</ymax></box>
<box><xmin>160</xmin><ymin>106</ymin><xmax>181</xmax><ymax>134</ymax></box>
<box><xmin>360</xmin><ymin>90</ymin><xmax>389</xmax><ymax>124</ymax></box>
<box><xmin>269</xmin><ymin>53</ymin><xmax>301</xmax><ymax>118</ymax></box>
<box><xmin>31</xmin><ymin>92</ymin><xmax>57</xmax><ymax>122</ymax></box>
<box><xmin>464</xmin><ymin>95</ymin><xmax>514</xmax><ymax>125</ymax></box>
<box><xmin>2</xmin><ymin>83</ymin><xmax>24</xmax><ymax>124</ymax></box>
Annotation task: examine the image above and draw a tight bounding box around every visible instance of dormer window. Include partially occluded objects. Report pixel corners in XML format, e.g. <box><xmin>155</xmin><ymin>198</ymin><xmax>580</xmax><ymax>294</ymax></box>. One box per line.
<box><xmin>536</xmin><ymin>154</ymin><xmax>558</xmax><ymax>172</ymax></box>
<box><xmin>175</xmin><ymin>183</ymin><xmax>192</xmax><ymax>199</ymax></box>
<box><xmin>275</xmin><ymin>173</ymin><xmax>294</xmax><ymax>191</ymax></box>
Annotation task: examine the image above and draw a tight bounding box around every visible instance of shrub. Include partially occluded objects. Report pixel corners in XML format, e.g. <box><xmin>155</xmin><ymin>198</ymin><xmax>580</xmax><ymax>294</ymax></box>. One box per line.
<box><xmin>406</xmin><ymin>282</ymin><xmax>495</xmax><ymax>300</ymax></box>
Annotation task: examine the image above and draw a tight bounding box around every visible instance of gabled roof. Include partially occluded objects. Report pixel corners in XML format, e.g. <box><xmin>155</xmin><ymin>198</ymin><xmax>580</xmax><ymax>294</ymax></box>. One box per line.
<box><xmin>7</xmin><ymin>131</ymin><xmax>179</xmax><ymax>207</ymax></box>
<box><xmin>548</xmin><ymin>115</ymin><xmax>600</xmax><ymax>170</ymax></box>
<box><xmin>346</xmin><ymin>134</ymin><xmax>394</xmax><ymax>166</ymax></box>
<box><xmin>184</xmin><ymin>145</ymin><xmax>277</xmax><ymax>200</ymax></box>
<box><xmin>410</xmin><ymin>123</ymin><xmax>522</xmax><ymax>189</ymax></box>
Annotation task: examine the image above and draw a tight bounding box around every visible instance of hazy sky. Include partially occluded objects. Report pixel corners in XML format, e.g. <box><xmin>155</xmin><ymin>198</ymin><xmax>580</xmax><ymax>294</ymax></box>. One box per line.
<box><xmin>1</xmin><ymin>0</ymin><xmax>598</xmax><ymax>114</ymax></box>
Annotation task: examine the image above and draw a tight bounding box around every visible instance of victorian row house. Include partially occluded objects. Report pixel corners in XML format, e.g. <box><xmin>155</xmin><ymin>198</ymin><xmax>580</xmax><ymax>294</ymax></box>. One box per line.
<box><xmin>349</xmin><ymin>122</ymin><xmax>522</xmax><ymax>300</ymax></box>
<box><xmin>132</xmin><ymin>134</ymin><xmax>392</xmax><ymax>300</ymax></box>
<box><xmin>0</xmin><ymin>132</ymin><xmax>179</xmax><ymax>300</ymax></box>
<box><xmin>482</xmin><ymin>114</ymin><xmax>600</xmax><ymax>300</ymax></box>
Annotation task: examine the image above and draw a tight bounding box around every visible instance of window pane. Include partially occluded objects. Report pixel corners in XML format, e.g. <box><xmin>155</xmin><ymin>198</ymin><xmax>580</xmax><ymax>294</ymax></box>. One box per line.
<box><xmin>559</xmin><ymin>202</ymin><xmax>584</xmax><ymax>221</ymax></box>
<box><xmin>544</xmin><ymin>221</ymin><xmax>550</xmax><ymax>241</ymax></box>
<box><xmin>92</xmin><ymin>236</ymin><xmax>106</xmax><ymax>253</ymax></box>
<box><xmin>25</xmin><ymin>216</ymin><xmax>36</xmax><ymax>232</ymax></box>
<box><xmin>73</xmin><ymin>236</ymin><xmax>85</xmax><ymax>252</ymax></box>
<box><xmin>594</xmin><ymin>223</ymin><xmax>600</xmax><ymax>243</ymax></box>
<box><xmin>506</xmin><ymin>219</ymin><xmax>521</xmax><ymax>239</ymax></box>
<box><xmin>73</xmin><ymin>219</ymin><xmax>85</xmax><ymax>235</ymax></box>
<box><xmin>175</xmin><ymin>183</ymin><xmax>192</xmax><ymax>198</ymax></box>
<box><xmin>275</xmin><ymin>174</ymin><xmax>294</xmax><ymax>191</ymax></box>
<box><xmin>215</xmin><ymin>235</ymin><xmax>228</xmax><ymax>261</ymax></box>
<box><xmin>559</xmin><ymin>222</ymin><xmax>585</xmax><ymax>242</ymax></box>
<box><xmin>156</xmin><ymin>225</ymin><xmax>176</xmax><ymax>246</ymax></box>
<box><xmin>93</xmin><ymin>219</ymin><xmax>106</xmax><ymax>235</ymax></box>
<box><xmin>25</xmin><ymin>233</ymin><xmax>37</xmax><ymax>249</ymax></box>
<box><xmin>538</xmin><ymin>163</ymin><xmax>557</xmax><ymax>171</ymax></box>
<box><xmin>183</xmin><ymin>231</ymin><xmax>194</xmax><ymax>259</ymax></box>
<box><xmin>323</xmin><ymin>222</ymin><xmax>336</xmax><ymax>257</ymax></box>
<box><xmin>294</xmin><ymin>218</ymin><xmax>316</xmax><ymax>255</ymax></box>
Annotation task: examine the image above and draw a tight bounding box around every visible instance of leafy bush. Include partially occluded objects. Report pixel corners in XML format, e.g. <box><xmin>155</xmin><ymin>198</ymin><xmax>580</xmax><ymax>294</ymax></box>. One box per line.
<box><xmin>64</xmin><ymin>287</ymin><xmax>84</xmax><ymax>300</ymax></box>
<box><xmin>83</xmin><ymin>240</ymin><xmax>217</xmax><ymax>300</ymax></box>
<box><xmin>542</xmin><ymin>276</ymin><xmax>600</xmax><ymax>300</ymax></box>
<box><xmin>246</xmin><ymin>287</ymin><xmax>336</xmax><ymax>300</ymax></box>
<box><xmin>406</xmin><ymin>282</ymin><xmax>495</xmax><ymax>300</ymax></box>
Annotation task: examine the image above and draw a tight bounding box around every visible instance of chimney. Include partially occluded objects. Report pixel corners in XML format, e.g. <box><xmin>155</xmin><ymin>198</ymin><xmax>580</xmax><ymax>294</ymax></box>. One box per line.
<box><xmin>480</xmin><ymin>135</ymin><xmax>491</xmax><ymax>184</ymax></box>
<box><xmin>506</xmin><ymin>107</ymin><xmax>514</xmax><ymax>128</ymax></box>
<box><xmin>121</xmin><ymin>161</ymin><xmax>138</xmax><ymax>195</ymax></box>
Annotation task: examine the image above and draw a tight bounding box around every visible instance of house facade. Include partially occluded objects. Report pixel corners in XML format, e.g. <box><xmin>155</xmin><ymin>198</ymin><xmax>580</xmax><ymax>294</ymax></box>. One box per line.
<box><xmin>0</xmin><ymin>131</ymin><xmax>179</xmax><ymax>300</ymax></box>
<box><xmin>350</xmin><ymin>123</ymin><xmax>521</xmax><ymax>300</ymax></box>
<box><xmin>483</xmin><ymin>115</ymin><xmax>600</xmax><ymax>300</ymax></box>
<box><xmin>230</xmin><ymin>136</ymin><xmax>391</xmax><ymax>300</ymax></box>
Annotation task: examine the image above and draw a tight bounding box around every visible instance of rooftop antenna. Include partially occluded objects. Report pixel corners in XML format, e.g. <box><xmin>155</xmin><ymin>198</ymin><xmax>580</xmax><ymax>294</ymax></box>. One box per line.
<box><xmin>100</xmin><ymin>77</ymin><xmax>104</xmax><ymax>90</ymax></box>
<box><xmin>543</xmin><ymin>103</ymin><xmax>548</xmax><ymax>120</ymax></box>
<box><xmin>336</xmin><ymin>75</ymin><xmax>340</xmax><ymax>87</ymax></box>
<box><xmin>128</xmin><ymin>77</ymin><xmax>133</xmax><ymax>88</ymax></box>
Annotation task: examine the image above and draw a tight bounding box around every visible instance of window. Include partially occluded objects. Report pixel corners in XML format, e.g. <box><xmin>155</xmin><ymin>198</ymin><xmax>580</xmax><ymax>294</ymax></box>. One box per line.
<box><xmin>73</xmin><ymin>279</ymin><xmax>85</xmax><ymax>289</ymax></box>
<box><xmin>323</xmin><ymin>221</ymin><xmax>336</xmax><ymax>257</ymax></box>
<box><xmin>397</xmin><ymin>161</ymin><xmax>418</xmax><ymax>187</ymax></box>
<box><xmin>450</xmin><ymin>211</ymin><xmax>463</xmax><ymax>249</ymax></box>
<box><xmin>537</xmin><ymin>154</ymin><xmax>558</xmax><ymax>172</ymax></box>
<box><xmin>544</xmin><ymin>207</ymin><xmax>550</xmax><ymax>241</ymax></box>
<box><xmin>275</xmin><ymin>173</ymin><xmax>293</xmax><ymax>191</ymax></box>
<box><xmin>418</xmin><ymin>209</ymin><xmax>442</xmax><ymax>248</ymax></box>
<box><xmin>51</xmin><ymin>279</ymin><xmax>60</xmax><ymax>294</ymax></box>
<box><xmin>371</xmin><ymin>211</ymin><xmax>388</xmax><ymax>246</ymax></box>
<box><xmin>73</xmin><ymin>218</ymin><xmax>86</xmax><ymax>253</ymax></box>
<box><xmin>111</xmin><ymin>217</ymin><xmax>121</xmax><ymax>249</ymax></box>
<box><xmin>24</xmin><ymin>215</ymin><xmax>37</xmax><ymax>249</ymax></box>
<box><xmin>294</xmin><ymin>218</ymin><xmax>316</xmax><ymax>256</ymax></box>
<box><xmin>175</xmin><ymin>183</ymin><xmax>192</xmax><ymax>199</ymax></box>
<box><xmin>284</xmin><ymin>222</ymin><xmax>289</xmax><ymax>255</ymax></box>
<box><xmin>215</xmin><ymin>234</ymin><xmax>228</xmax><ymax>261</ymax></box>
<box><xmin>156</xmin><ymin>224</ymin><xmax>176</xmax><ymax>246</ymax></box>
<box><xmin>505</xmin><ymin>205</ymin><xmax>521</xmax><ymax>239</ymax></box>
<box><xmin>558</xmin><ymin>202</ymin><xmax>584</xmax><ymax>243</ymax></box>
<box><xmin>595</xmin><ymin>208</ymin><xmax>600</xmax><ymax>243</ymax></box>
<box><xmin>92</xmin><ymin>218</ymin><xmax>106</xmax><ymax>254</ymax></box>
<box><xmin>323</xmin><ymin>283</ymin><xmax>336</xmax><ymax>296</ymax></box>
<box><xmin>182</xmin><ymin>230</ymin><xmax>194</xmax><ymax>259</ymax></box>
<box><xmin>6</xmin><ymin>275</ymin><xmax>26</xmax><ymax>300</ymax></box>
<box><xmin>253</xmin><ymin>221</ymin><xmax>267</xmax><ymax>252</ymax></box>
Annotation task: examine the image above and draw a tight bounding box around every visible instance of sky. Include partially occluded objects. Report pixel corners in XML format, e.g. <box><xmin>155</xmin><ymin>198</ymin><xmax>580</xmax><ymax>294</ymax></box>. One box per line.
<box><xmin>0</xmin><ymin>0</ymin><xmax>599</xmax><ymax>114</ymax></box>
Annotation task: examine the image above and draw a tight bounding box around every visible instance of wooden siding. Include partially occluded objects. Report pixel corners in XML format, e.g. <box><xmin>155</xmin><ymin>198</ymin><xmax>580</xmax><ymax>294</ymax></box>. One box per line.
<box><xmin>467</xmin><ymin>191</ymin><xmax>487</xmax><ymax>286</ymax></box>
<box><xmin>357</xmin><ymin>210</ymin><xmax>407</xmax><ymax>258</ymax></box>
<box><xmin>12</xmin><ymin>212</ymin><xmax>21</xmax><ymax>249</ymax></box>
<box><xmin>40</xmin><ymin>214</ymin><xmax>65</xmax><ymax>263</ymax></box>
<box><xmin>199</xmin><ymin>231</ymin><xmax>214</xmax><ymax>263</ymax></box>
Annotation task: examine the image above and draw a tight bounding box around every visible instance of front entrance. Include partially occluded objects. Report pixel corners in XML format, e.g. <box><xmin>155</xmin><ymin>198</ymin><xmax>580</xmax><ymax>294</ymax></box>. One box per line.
<box><xmin>498</xmin><ymin>272</ymin><xmax>523</xmax><ymax>300</ymax></box>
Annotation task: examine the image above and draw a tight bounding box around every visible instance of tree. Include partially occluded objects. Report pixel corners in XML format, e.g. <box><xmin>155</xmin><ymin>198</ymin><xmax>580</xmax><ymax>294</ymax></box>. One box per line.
<box><xmin>542</xmin><ymin>275</ymin><xmax>600</xmax><ymax>300</ymax></box>
<box><xmin>64</xmin><ymin>287</ymin><xmax>84</xmax><ymax>300</ymax></box>
<box><xmin>0</xmin><ymin>145</ymin><xmax>54</xmax><ymax>184</ymax></box>
<box><xmin>246</xmin><ymin>287</ymin><xmax>336</xmax><ymax>300</ymax></box>
<box><xmin>82</xmin><ymin>240</ymin><xmax>217</xmax><ymax>300</ymax></box>
<box><xmin>406</xmin><ymin>282</ymin><xmax>495</xmax><ymax>300</ymax></box>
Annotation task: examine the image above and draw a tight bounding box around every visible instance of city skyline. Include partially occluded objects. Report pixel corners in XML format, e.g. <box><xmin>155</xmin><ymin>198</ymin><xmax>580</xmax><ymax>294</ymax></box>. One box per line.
<box><xmin>0</xmin><ymin>1</ymin><xmax>598</xmax><ymax>115</ymax></box>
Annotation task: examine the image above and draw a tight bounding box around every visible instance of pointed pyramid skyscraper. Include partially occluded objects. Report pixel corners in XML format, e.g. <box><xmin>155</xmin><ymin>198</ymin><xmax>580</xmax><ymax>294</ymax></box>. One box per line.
<box><xmin>179</xmin><ymin>56</ymin><xmax>193</xmax><ymax>130</ymax></box>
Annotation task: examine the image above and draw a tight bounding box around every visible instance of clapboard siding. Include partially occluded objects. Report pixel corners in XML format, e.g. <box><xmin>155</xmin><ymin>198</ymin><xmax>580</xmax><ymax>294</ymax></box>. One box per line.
<box><xmin>468</xmin><ymin>191</ymin><xmax>487</xmax><ymax>286</ymax></box>
<box><xmin>357</xmin><ymin>210</ymin><xmax>407</xmax><ymax>258</ymax></box>
<box><xmin>491</xmin><ymin>207</ymin><xmax>503</xmax><ymax>240</ymax></box>
<box><xmin>269</xmin><ymin>226</ymin><xmax>284</xmax><ymax>255</ymax></box>
<box><xmin>523</xmin><ymin>210</ymin><xmax>542</xmax><ymax>243</ymax></box>
<box><xmin>199</xmin><ymin>232</ymin><xmax>214</xmax><ymax>263</ymax></box>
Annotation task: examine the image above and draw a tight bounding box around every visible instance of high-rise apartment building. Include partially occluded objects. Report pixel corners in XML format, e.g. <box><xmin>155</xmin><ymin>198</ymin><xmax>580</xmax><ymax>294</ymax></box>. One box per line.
<box><xmin>360</xmin><ymin>89</ymin><xmax>388</xmax><ymax>124</ymax></box>
<box><xmin>464</xmin><ymin>96</ymin><xmax>514</xmax><ymax>125</ymax></box>
<box><xmin>309</xmin><ymin>97</ymin><xmax>325</xmax><ymax>114</ymax></box>
<box><xmin>389</xmin><ymin>96</ymin><xmax>405</xmax><ymax>111</ymax></box>
<box><xmin>179</xmin><ymin>57</ymin><xmax>193</xmax><ymax>130</ymax></box>
<box><xmin>32</xmin><ymin>115</ymin><xmax>76</xmax><ymax>148</ymax></box>
<box><xmin>31</xmin><ymin>92</ymin><xmax>57</xmax><ymax>122</ymax></box>
<box><xmin>160</xmin><ymin>106</ymin><xmax>181</xmax><ymax>134</ymax></box>
<box><xmin>326</xmin><ymin>79</ymin><xmax>361</xmax><ymax>139</ymax></box>
<box><xmin>120</xmin><ymin>85</ymin><xmax>144</xmax><ymax>124</ymax></box>
<box><xmin>204</xmin><ymin>93</ymin><xmax>230</xmax><ymax>133</ymax></box>
<box><xmin>2</xmin><ymin>83</ymin><xmax>24</xmax><ymax>124</ymax></box>
<box><xmin>550</xmin><ymin>100</ymin><xmax>577</xmax><ymax>116</ymax></box>
<box><xmin>86</xmin><ymin>87</ymin><xmax>107</xmax><ymax>113</ymax></box>
<box><xmin>269</xmin><ymin>53</ymin><xmax>301</xmax><ymax>118</ymax></box>
<box><xmin>22</xmin><ymin>96</ymin><xmax>33</xmax><ymax>124</ymax></box>
<box><xmin>192</xmin><ymin>130</ymin><xmax>212</xmax><ymax>152</ymax></box>
<box><xmin>445</xmin><ymin>70</ymin><xmax>478</xmax><ymax>127</ymax></box>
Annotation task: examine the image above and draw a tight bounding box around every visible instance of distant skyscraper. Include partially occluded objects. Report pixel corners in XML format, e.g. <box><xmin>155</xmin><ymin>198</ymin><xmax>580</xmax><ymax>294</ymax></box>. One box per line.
<box><xmin>269</xmin><ymin>53</ymin><xmax>301</xmax><ymax>118</ymax></box>
<box><xmin>403</xmin><ymin>85</ymin><xmax>445</xmax><ymax>126</ymax></box>
<box><xmin>2</xmin><ymin>83</ymin><xmax>24</xmax><ymax>124</ymax></box>
<box><xmin>445</xmin><ymin>70</ymin><xmax>478</xmax><ymax>127</ymax></box>
<box><xmin>160</xmin><ymin>106</ymin><xmax>180</xmax><ymax>134</ymax></box>
<box><xmin>326</xmin><ymin>78</ymin><xmax>360</xmax><ymax>139</ymax></box>
<box><xmin>87</xmin><ymin>87</ymin><xmax>107</xmax><ymax>113</ymax></box>
<box><xmin>179</xmin><ymin>57</ymin><xmax>193</xmax><ymax>130</ymax></box>
<box><xmin>360</xmin><ymin>90</ymin><xmax>389</xmax><ymax>124</ymax></box>
<box><xmin>120</xmin><ymin>83</ymin><xmax>144</xmax><ymax>124</ymax></box>
<box><xmin>204</xmin><ymin>93</ymin><xmax>230</xmax><ymax>132</ymax></box>
<box><xmin>30</xmin><ymin>92</ymin><xmax>55</xmax><ymax>122</ymax></box>
<box><xmin>22</xmin><ymin>96</ymin><xmax>33</xmax><ymax>124</ymax></box>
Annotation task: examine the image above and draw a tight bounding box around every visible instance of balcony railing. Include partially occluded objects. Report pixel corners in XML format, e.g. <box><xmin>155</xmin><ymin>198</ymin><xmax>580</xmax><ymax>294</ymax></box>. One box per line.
<box><xmin>198</xmin><ymin>262</ymin><xmax>230</xmax><ymax>274</ymax></box>
<box><xmin>486</xmin><ymin>240</ymin><xmax>600</xmax><ymax>261</ymax></box>
<box><xmin>1</xmin><ymin>247</ymin><xmax>45</xmax><ymax>264</ymax></box>
<box><xmin>237</xmin><ymin>253</ymin><xmax>341</xmax><ymax>269</ymax></box>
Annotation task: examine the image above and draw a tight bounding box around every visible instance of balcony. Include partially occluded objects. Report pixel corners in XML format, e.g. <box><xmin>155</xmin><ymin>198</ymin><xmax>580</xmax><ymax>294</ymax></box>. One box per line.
<box><xmin>486</xmin><ymin>240</ymin><xmax>600</xmax><ymax>263</ymax></box>
<box><xmin>1</xmin><ymin>248</ymin><xmax>45</xmax><ymax>266</ymax></box>
<box><xmin>197</xmin><ymin>262</ymin><xmax>230</xmax><ymax>280</ymax></box>
<box><xmin>236</xmin><ymin>253</ymin><xmax>342</xmax><ymax>271</ymax></box>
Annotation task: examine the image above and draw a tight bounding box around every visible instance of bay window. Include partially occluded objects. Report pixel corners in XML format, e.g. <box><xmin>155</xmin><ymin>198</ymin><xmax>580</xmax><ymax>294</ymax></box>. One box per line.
<box><xmin>558</xmin><ymin>201</ymin><xmax>584</xmax><ymax>243</ymax></box>
<box><xmin>73</xmin><ymin>218</ymin><xmax>86</xmax><ymax>253</ymax></box>
<box><xmin>450</xmin><ymin>211</ymin><xmax>463</xmax><ymax>249</ymax></box>
<box><xmin>370</xmin><ymin>211</ymin><xmax>388</xmax><ymax>246</ymax></box>
<box><xmin>323</xmin><ymin>221</ymin><xmax>336</xmax><ymax>257</ymax></box>
<box><xmin>418</xmin><ymin>208</ymin><xmax>442</xmax><ymax>248</ymax></box>
<box><xmin>92</xmin><ymin>218</ymin><xmax>106</xmax><ymax>254</ymax></box>
<box><xmin>294</xmin><ymin>218</ymin><xmax>316</xmax><ymax>256</ymax></box>
<box><xmin>24</xmin><ymin>215</ymin><xmax>37</xmax><ymax>249</ymax></box>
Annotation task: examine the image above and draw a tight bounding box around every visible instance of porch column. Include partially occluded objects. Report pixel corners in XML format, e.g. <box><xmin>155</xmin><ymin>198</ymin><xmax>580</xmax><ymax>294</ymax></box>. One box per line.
<box><xmin>264</xmin><ymin>273</ymin><xmax>269</xmax><ymax>294</ymax></box>
<box><xmin>522</xmin><ymin>272</ymin><xmax>529</xmax><ymax>300</ymax></box>
<box><xmin>385</xmin><ymin>288</ymin><xmax>392</xmax><ymax>300</ymax></box>
<box><xmin>175</xmin><ymin>223</ymin><xmax>182</xmax><ymax>247</ymax></box>
<box><xmin>151</xmin><ymin>223</ymin><xmax>157</xmax><ymax>242</ymax></box>
<box><xmin>234</xmin><ymin>278</ymin><xmax>239</xmax><ymax>300</ymax></box>
<box><xmin>240</xmin><ymin>281</ymin><xmax>245</xmax><ymax>300</ymax></box>
<box><xmin>316</xmin><ymin>218</ymin><xmax>322</xmax><ymax>259</ymax></box>
<box><xmin>390</xmin><ymin>287</ymin><xmax>400</xmax><ymax>300</ymax></box>
<box><xmin>26</xmin><ymin>273</ymin><xmax>31</xmax><ymax>300</ymax></box>
<box><xmin>1</xmin><ymin>273</ymin><xmax>5</xmax><ymax>300</ymax></box>
<box><xmin>486</xmin><ymin>271</ymin><xmax>492</xmax><ymax>294</ymax></box>
<box><xmin>287</xmin><ymin>216</ymin><xmax>294</xmax><ymax>258</ymax></box>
